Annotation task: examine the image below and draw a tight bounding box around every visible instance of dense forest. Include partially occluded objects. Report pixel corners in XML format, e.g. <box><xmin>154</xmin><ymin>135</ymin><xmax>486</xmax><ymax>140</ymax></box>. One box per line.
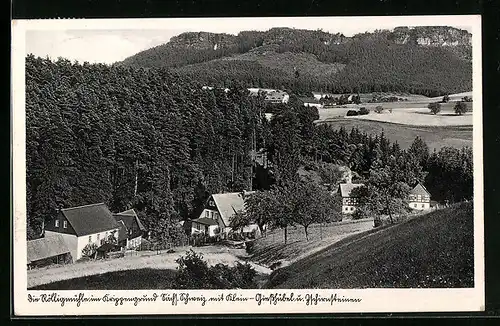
<box><xmin>25</xmin><ymin>55</ymin><xmax>473</xmax><ymax>241</ymax></box>
<box><xmin>26</xmin><ymin>55</ymin><xmax>265</xmax><ymax>240</ymax></box>
<box><xmin>119</xmin><ymin>27</ymin><xmax>472</xmax><ymax>97</ymax></box>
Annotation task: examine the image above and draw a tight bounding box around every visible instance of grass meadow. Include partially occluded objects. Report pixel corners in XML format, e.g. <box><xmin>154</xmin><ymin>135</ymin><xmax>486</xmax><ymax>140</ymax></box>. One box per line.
<box><xmin>266</xmin><ymin>202</ymin><xmax>474</xmax><ymax>289</ymax></box>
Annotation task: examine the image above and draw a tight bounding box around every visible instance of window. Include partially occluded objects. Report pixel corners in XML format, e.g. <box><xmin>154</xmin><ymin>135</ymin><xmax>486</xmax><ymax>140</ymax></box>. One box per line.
<box><xmin>55</xmin><ymin>220</ymin><xmax>59</xmax><ymax>227</ymax></box>
<box><xmin>88</xmin><ymin>235</ymin><xmax>92</xmax><ymax>243</ymax></box>
<box><xmin>345</xmin><ymin>207</ymin><xmax>348</xmax><ymax>211</ymax></box>
<box><xmin>210</xmin><ymin>211</ymin><xmax>214</xmax><ymax>219</ymax></box>
<box><xmin>97</xmin><ymin>234</ymin><xmax>100</xmax><ymax>242</ymax></box>
<box><xmin>414</xmin><ymin>204</ymin><xmax>417</xmax><ymax>208</ymax></box>
<box><xmin>205</xmin><ymin>211</ymin><xmax>209</xmax><ymax>218</ymax></box>
<box><xmin>350</xmin><ymin>207</ymin><xmax>354</xmax><ymax>211</ymax></box>
<box><xmin>421</xmin><ymin>204</ymin><xmax>425</xmax><ymax>208</ymax></box>
<box><xmin>63</xmin><ymin>221</ymin><xmax>67</xmax><ymax>228</ymax></box>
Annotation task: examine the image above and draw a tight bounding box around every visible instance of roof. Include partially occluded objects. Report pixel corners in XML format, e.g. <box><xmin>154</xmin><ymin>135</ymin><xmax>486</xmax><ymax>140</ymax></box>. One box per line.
<box><xmin>60</xmin><ymin>203</ymin><xmax>120</xmax><ymax>237</ymax></box>
<box><xmin>211</xmin><ymin>191</ymin><xmax>255</xmax><ymax>226</ymax></box>
<box><xmin>27</xmin><ymin>235</ymin><xmax>70</xmax><ymax>263</ymax></box>
<box><xmin>191</xmin><ymin>218</ymin><xmax>219</xmax><ymax>226</ymax></box>
<box><xmin>410</xmin><ymin>183</ymin><xmax>431</xmax><ymax>197</ymax></box>
<box><xmin>114</xmin><ymin>209</ymin><xmax>147</xmax><ymax>232</ymax></box>
<box><xmin>338</xmin><ymin>183</ymin><xmax>364</xmax><ymax>197</ymax></box>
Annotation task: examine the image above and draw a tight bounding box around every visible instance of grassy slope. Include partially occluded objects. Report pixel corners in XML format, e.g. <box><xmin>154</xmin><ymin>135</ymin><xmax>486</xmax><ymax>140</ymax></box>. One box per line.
<box><xmin>266</xmin><ymin>202</ymin><xmax>474</xmax><ymax>289</ymax></box>
<box><xmin>249</xmin><ymin>220</ymin><xmax>374</xmax><ymax>267</ymax></box>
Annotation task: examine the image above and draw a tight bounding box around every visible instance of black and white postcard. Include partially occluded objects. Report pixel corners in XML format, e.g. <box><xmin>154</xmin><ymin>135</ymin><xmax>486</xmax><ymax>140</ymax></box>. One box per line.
<box><xmin>11</xmin><ymin>15</ymin><xmax>484</xmax><ymax>315</ymax></box>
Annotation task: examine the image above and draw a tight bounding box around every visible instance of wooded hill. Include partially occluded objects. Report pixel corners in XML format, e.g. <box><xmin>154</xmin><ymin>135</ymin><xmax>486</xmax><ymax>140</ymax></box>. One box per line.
<box><xmin>119</xmin><ymin>27</ymin><xmax>472</xmax><ymax>97</ymax></box>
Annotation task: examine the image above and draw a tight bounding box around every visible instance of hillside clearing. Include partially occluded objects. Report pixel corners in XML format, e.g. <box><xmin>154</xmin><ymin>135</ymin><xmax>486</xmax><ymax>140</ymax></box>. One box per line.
<box><xmin>350</xmin><ymin>108</ymin><xmax>472</xmax><ymax>126</ymax></box>
<box><xmin>249</xmin><ymin>219</ymin><xmax>374</xmax><ymax>268</ymax></box>
<box><xmin>266</xmin><ymin>202</ymin><xmax>474</xmax><ymax>289</ymax></box>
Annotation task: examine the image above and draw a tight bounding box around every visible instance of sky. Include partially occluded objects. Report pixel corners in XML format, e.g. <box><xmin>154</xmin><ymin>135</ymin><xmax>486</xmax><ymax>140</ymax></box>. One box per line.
<box><xmin>24</xmin><ymin>17</ymin><xmax>474</xmax><ymax>65</ymax></box>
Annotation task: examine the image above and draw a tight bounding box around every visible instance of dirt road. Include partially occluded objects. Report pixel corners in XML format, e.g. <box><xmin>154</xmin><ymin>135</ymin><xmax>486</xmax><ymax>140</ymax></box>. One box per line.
<box><xmin>27</xmin><ymin>245</ymin><xmax>271</xmax><ymax>288</ymax></box>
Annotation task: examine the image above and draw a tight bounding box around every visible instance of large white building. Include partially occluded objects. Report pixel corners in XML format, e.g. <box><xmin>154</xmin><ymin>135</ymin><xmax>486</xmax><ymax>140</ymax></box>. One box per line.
<box><xmin>44</xmin><ymin>203</ymin><xmax>121</xmax><ymax>261</ymax></box>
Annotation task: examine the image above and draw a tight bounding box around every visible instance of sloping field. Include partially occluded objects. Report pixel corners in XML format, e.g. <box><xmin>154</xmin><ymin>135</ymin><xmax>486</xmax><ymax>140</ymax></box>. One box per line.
<box><xmin>249</xmin><ymin>219</ymin><xmax>374</xmax><ymax>268</ymax></box>
<box><xmin>318</xmin><ymin>118</ymin><xmax>472</xmax><ymax>150</ymax></box>
<box><xmin>266</xmin><ymin>202</ymin><xmax>474</xmax><ymax>289</ymax></box>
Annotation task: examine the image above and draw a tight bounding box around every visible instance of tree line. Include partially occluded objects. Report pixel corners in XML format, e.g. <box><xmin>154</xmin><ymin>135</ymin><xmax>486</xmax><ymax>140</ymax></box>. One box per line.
<box><xmin>120</xmin><ymin>27</ymin><xmax>472</xmax><ymax>97</ymax></box>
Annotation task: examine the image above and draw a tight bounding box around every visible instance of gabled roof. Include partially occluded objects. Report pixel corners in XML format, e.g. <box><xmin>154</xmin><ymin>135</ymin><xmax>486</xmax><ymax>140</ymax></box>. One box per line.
<box><xmin>60</xmin><ymin>203</ymin><xmax>120</xmax><ymax>237</ymax></box>
<box><xmin>410</xmin><ymin>183</ymin><xmax>431</xmax><ymax>197</ymax></box>
<box><xmin>191</xmin><ymin>218</ymin><xmax>219</xmax><ymax>226</ymax></box>
<box><xmin>27</xmin><ymin>235</ymin><xmax>70</xmax><ymax>264</ymax></box>
<box><xmin>114</xmin><ymin>209</ymin><xmax>147</xmax><ymax>232</ymax></box>
<box><xmin>338</xmin><ymin>183</ymin><xmax>364</xmax><ymax>197</ymax></box>
<box><xmin>211</xmin><ymin>191</ymin><xmax>255</xmax><ymax>227</ymax></box>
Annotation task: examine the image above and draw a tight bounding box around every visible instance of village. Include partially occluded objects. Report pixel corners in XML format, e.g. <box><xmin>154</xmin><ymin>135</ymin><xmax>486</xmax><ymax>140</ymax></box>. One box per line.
<box><xmin>27</xmin><ymin>174</ymin><xmax>434</xmax><ymax>271</ymax></box>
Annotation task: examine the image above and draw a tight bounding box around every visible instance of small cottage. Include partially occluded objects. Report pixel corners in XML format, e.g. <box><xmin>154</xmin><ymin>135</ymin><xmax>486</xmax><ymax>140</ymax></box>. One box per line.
<box><xmin>191</xmin><ymin>191</ymin><xmax>259</xmax><ymax>239</ymax></box>
<box><xmin>44</xmin><ymin>203</ymin><xmax>121</xmax><ymax>261</ymax></box>
<box><xmin>408</xmin><ymin>183</ymin><xmax>432</xmax><ymax>210</ymax></box>
<box><xmin>113</xmin><ymin>209</ymin><xmax>147</xmax><ymax>249</ymax></box>
<box><xmin>338</xmin><ymin>183</ymin><xmax>365</xmax><ymax>214</ymax></box>
<box><xmin>27</xmin><ymin>234</ymin><xmax>72</xmax><ymax>269</ymax></box>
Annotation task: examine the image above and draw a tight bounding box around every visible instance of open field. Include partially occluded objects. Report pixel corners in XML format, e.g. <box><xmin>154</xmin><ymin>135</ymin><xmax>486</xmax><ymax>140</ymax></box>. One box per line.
<box><xmin>249</xmin><ymin>219</ymin><xmax>374</xmax><ymax>268</ymax></box>
<box><xmin>266</xmin><ymin>202</ymin><xmax>474</xmax><ymax>289</ymax></box>
<box><xmin>27</xmin><ymin>245</ymin><xmax>271</xmax><ymax>289</ymax></box>
<box><xmin>317</xmin><ymin>118</ymin><xmax>472</xmax><ymax>150</ymax></box>
<box><xmin>351</xmin><ymin>108</ymin><xmax>472</xmax><ymax>126</ymax></box>
<box><xmin>318</xmin><ymin>102</ymin><xmax>473</xmax><ymax>125</ymax></box>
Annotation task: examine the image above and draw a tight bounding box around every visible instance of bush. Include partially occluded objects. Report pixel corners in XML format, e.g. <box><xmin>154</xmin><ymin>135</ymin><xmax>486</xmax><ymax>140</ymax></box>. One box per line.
<box><xmin>462</xmin><ymin>96</ymin><xmax>472</xmax><ymax>102</ymax></box>
<box><xmin>374</xmin><ymin>106</ymin><xmax>384</xmax><ymax>114</ymax></box>
<box><xmin>346</xmin><ymin>110</ymin><xmax>358</xmax><ymax>116</ymax></box>
<box><xmin>358</xmin><ymin>107</ymin><xmax>369</xmax><ymax>115</ymax></box>
<box><xmin>454</xmin><ymin>101</ymin><xmax>468</xmax><ymax>115</ymax></box>
<box><xmin>173</xmin><ymin>249</ymin><xmax>257</xmax><ymax>289</ymax></box>
<box><xmin>81</xmin><ymin>243</ymin><xmax>98</xmax><ymax>258</ymax></box>
<box><xmin>352</xmin><ymin>206</ymin><xmax>372</xmax><ymax>220</ymax></box>
<box><xmin>428</xmin><ymin>102</ymin><xmax>441</xmax><ymax>115</ymax></box>
<box><xmin>442</xmin><ymin>94</ymin><xmax>450</xmax><ymax>103</ymax></box>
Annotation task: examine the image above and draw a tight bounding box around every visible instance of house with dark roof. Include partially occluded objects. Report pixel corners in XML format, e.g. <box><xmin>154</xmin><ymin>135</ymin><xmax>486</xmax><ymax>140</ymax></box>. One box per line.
<box><xmin>44</xmin><ymin>203</ymin><xmax>121</xmax><ymax>261</ymax></box>
<box><xmin>338</xmin><ymin>183</ymin><xmax>365</xmax><ymax>214</ymax></box>
<box><xmin>299</xmin><ymin>97</ymin><xmax>324</xmax><ymax>108</ymax></box>
<box><xmin>113</xmin><ymin>209</ymin><xmax>147</xmax><ymax>249</ymax></box>
<box><xmin>408</xmin><ymin>183</ymin><xmax>432</xmax><ymax>210</ymax></box>
<box><xmin>190</xmin><ymin>191</ymin><xmax>261</xmax><ymax>239</ymax></box>
<box><xmin>27</xmin><ymin>234</ymin><xmax>72</xmax><ymax>269</ymax></box>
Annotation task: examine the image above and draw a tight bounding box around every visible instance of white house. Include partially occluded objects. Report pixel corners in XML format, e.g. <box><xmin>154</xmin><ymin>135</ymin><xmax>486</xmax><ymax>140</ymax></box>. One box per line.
<box><xmin>44</xmin><ymin>203</ymin><xmax>121</xmax><ymax>261</ymax></box>
<box><xmin>191</xmin><ymin>191</ymin><xmax>259</xmax><ymax>238</ymax></box>
<box><xmin>338</xmin><ymin>183</ymin><xmax>365</xmax><ymax>214</ymax></box>
<box><xmin>300</xmin><ymin>97</ymin><xmax>324</xmax><ymax>108</ymax></box>
<box><xmin>408</xmin><ymin>183</ymin><xmax>432</xmax><ymax>210</ymax></box>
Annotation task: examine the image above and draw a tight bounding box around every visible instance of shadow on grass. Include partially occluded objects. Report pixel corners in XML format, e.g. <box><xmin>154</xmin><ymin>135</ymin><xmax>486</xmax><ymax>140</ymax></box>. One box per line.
<box><xmin>29</xmin><ymin>268</ymin><xmax>177</xmax><ymax>290</ymax></box>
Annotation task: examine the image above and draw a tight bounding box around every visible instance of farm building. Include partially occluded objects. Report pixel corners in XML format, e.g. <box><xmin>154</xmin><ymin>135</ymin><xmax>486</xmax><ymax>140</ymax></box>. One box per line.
<box><xmin>44</xmin><ymin>203</ymin><xmax>121</xmax><ymax>261</ymax></box>
<box><xmin>27</xmin><ymin>234</ymin><xmax>72</xmax><ymax>269</ymax></box>
<box><xmin>264</xmin><ymin>90</ymin><xmax>290</xmax><ymax>104</ymax></box>
<box><xmin>299</xmin><ymin>97</ymin><xmax>323</xmax><ymax>108</ymax></box>
<box><xmin>338</xmin><ymin>183</ymin><xmax>365</xmax><ymax>214</ymax></box>
<box><xmin>113</xmin><ymin>209</ymin><xmax>147</xmax><ymax>249</ymax></box>
<box><xmin>190</xmin><ymin>191</ymin><xmax>260</xmax><ymax>238</ymax></box>
<box><xmin>408</xmin><ymin>183</ymin><xmax>432</xmax><ymax>210</ymax></box>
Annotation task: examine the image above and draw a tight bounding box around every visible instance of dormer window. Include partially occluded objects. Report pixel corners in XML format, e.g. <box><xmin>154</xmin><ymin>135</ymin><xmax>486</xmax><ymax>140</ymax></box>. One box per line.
<box><xmin>55</xmin><ymin>220</ymin><xmax>59</xmax><ymax>227</ymax></box>
<box><xmin>63</xmin><ymin>221</ymin><xmax>67</xmax><ymax>228</ymax></box>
